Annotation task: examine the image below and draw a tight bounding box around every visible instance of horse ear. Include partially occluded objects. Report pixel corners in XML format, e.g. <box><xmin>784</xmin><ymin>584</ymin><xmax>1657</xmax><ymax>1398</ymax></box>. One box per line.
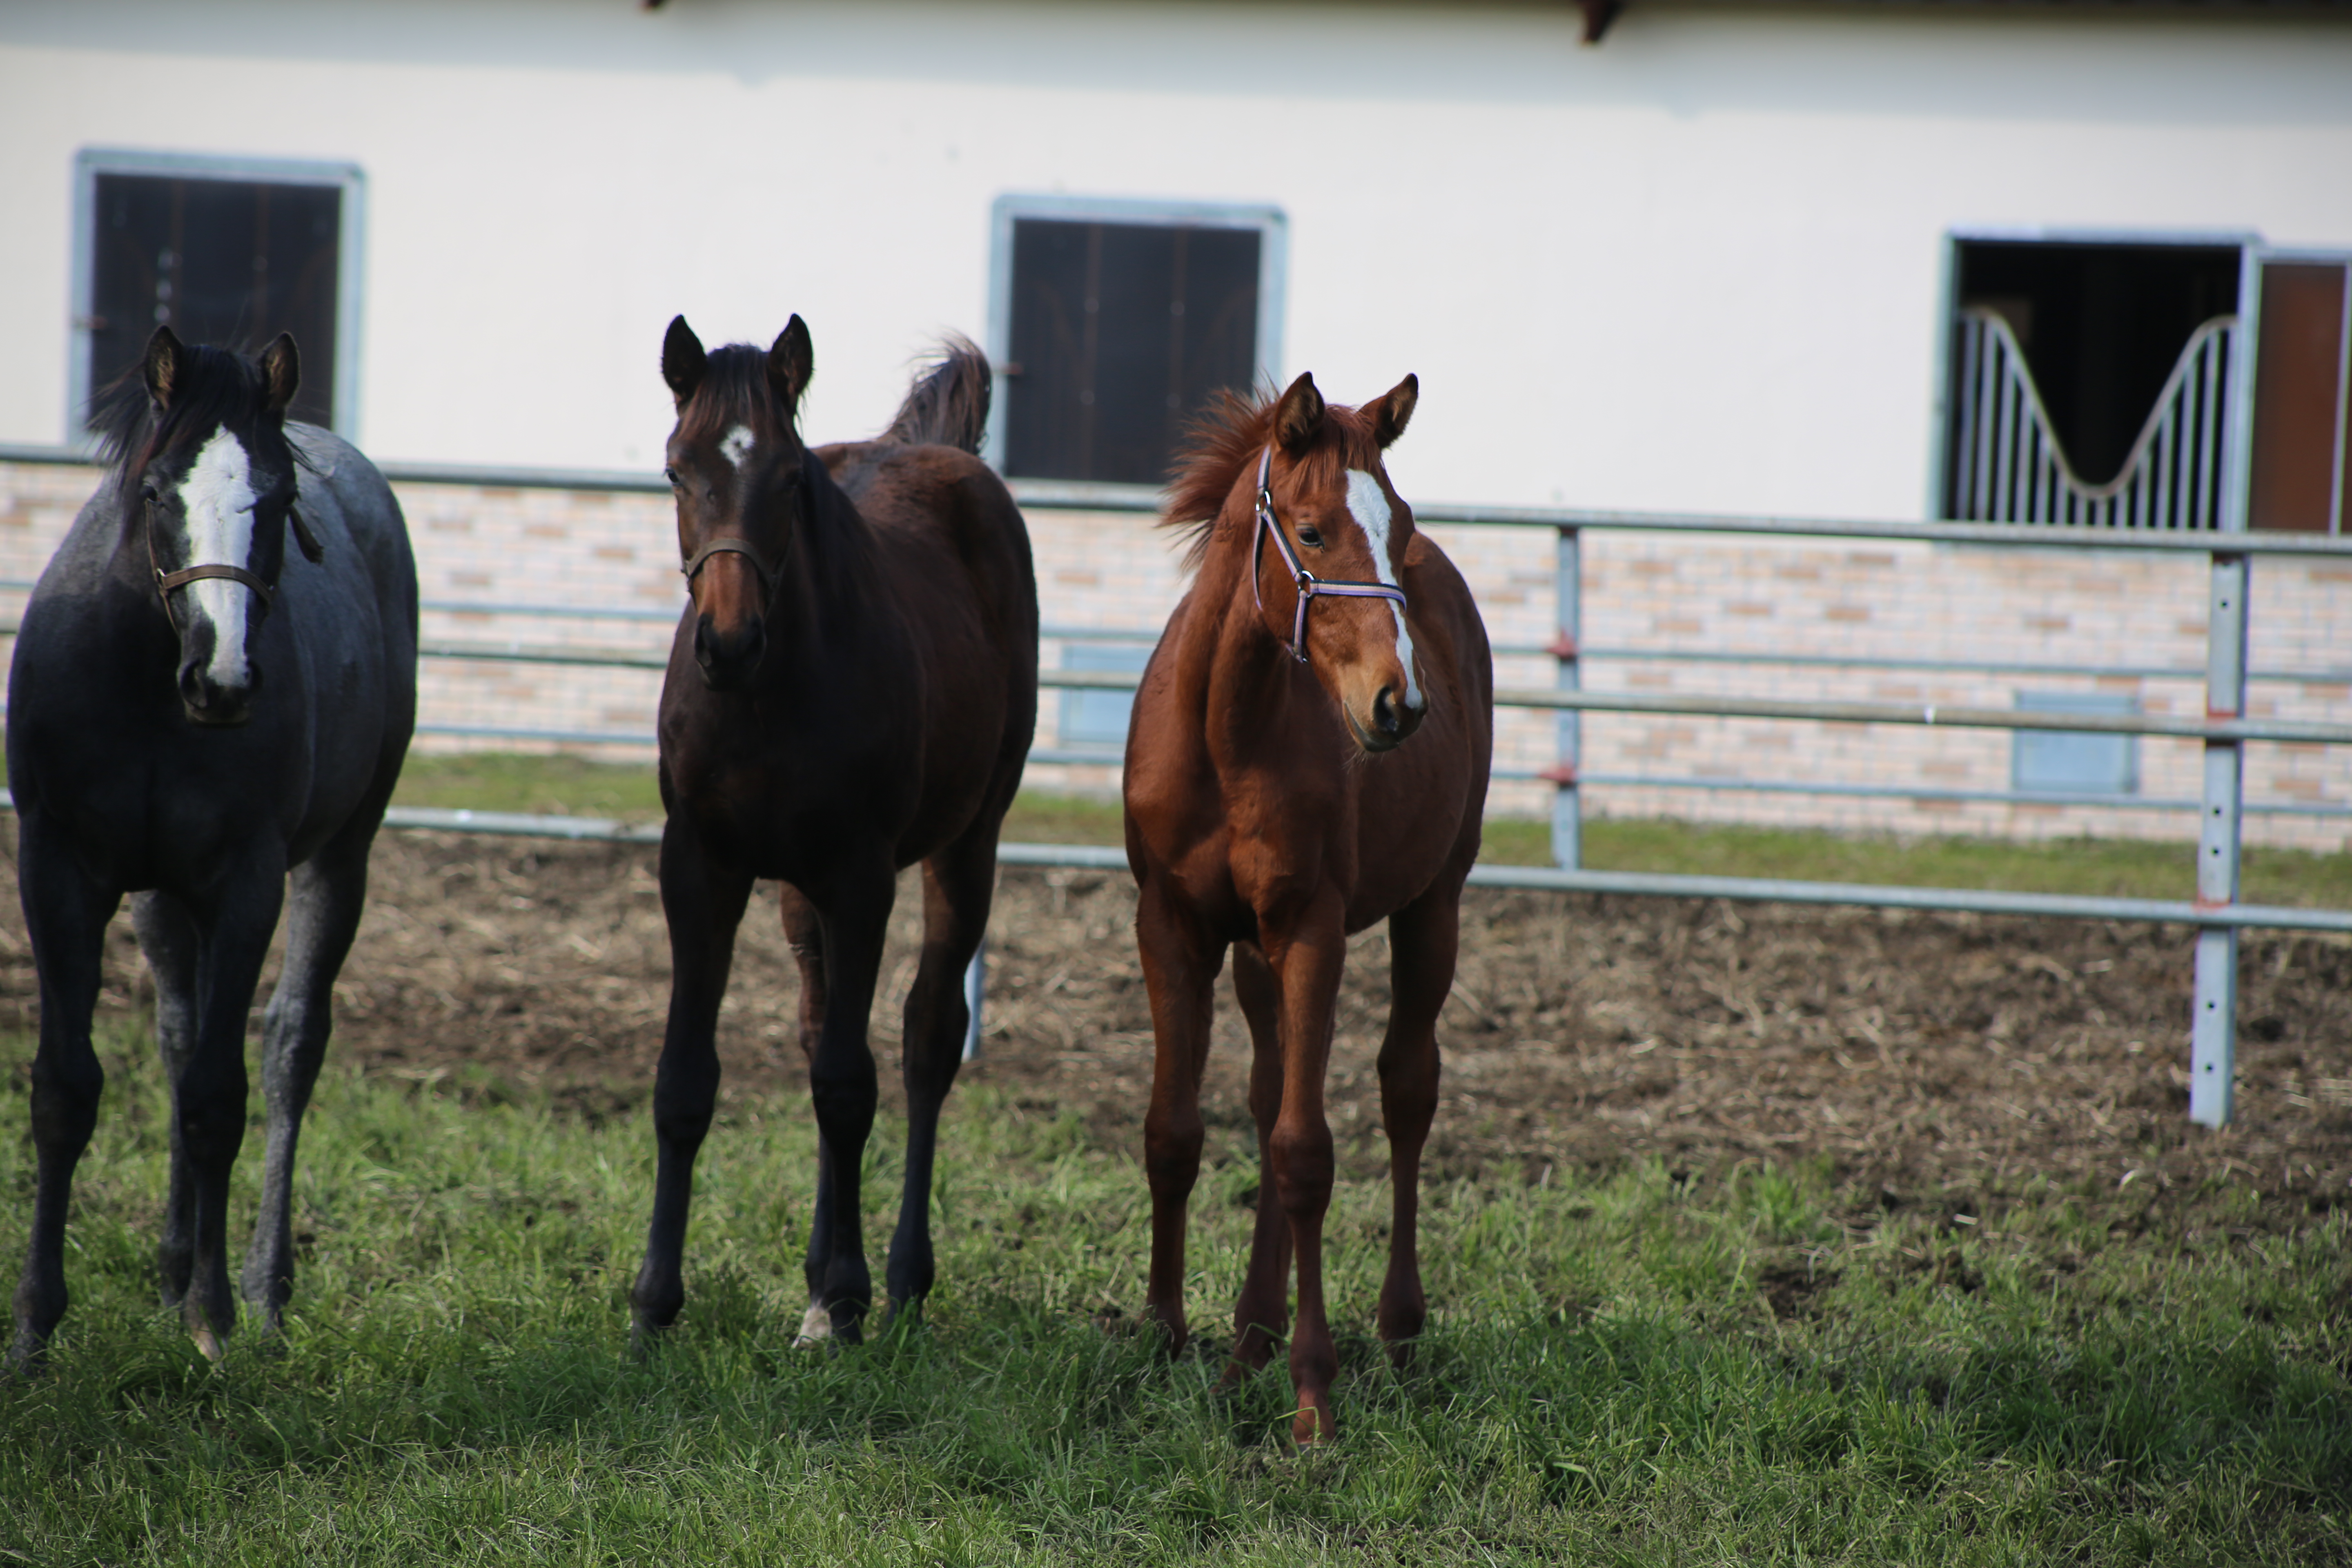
<box><xmin>1273</xmin><ymin>371</ymin><xmax>1324</xmax><ymax>455</ymax></box>
<box><xmin>768</xmin><ymin>314</ymin><xmax>813</xmax><ymax>416</ymax></box>
<box><xmin>1370</xmin><ymin>373</ymin><xmax>1417</xmax><ymax>449</ymax></box>
<box><xmin>260</xmin><ymin>333</ymin><xmax>301</xmax><ymax>416</ymax></box>
<box><xmin>143</xmin><ymin>325</ymin><xmax>186</xmax><ymax>410</ymax></box>
<box><xmin>662</xmin><ymin>315</ymin><xmax>707</xmax><ymax>405</ymax></box>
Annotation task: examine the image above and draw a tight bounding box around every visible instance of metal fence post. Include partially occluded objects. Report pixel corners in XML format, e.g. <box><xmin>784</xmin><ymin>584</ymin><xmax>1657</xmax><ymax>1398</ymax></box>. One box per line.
<box><xmin>962</xmin><ymin>939</ymin><xmax>987</xmax><ymax>1062</ymax></box>
<box><xmin>1550</xmin><ymin>524</ymin><xmax>1582</xmax><ymax>868</ymax></box>
<box><xmin>2190</xmin><ymin>550</ymin><xmax>2248</xmax><ymax>1127</ymax></box>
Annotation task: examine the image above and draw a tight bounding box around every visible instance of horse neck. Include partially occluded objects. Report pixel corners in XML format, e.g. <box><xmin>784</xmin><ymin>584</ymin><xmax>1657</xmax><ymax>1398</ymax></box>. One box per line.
<box><xmin>766</xmin><ymin>454</ymin><xmax>884</xmax><ymax>660</ymax></box>
<box><xmin>1187</xmin><ymin>506</ymin><xmax>1322</xmax><ymax>750</ymax></box>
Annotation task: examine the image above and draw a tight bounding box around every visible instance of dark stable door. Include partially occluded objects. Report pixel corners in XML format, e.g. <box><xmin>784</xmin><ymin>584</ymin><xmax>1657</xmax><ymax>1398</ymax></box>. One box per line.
<box><xmin>2247</xmin><ymin>258</ymin><xmax>2351</xmax><ymax>535</ymax></box>
<box><xmin>1004</xmin><ymin>218</ymin><xmax>1259</xmax><ymax>486</ymax></box>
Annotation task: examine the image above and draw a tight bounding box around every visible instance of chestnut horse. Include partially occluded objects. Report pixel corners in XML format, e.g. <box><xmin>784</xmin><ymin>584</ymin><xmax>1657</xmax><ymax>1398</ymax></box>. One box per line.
<box><xmin>629</xmin><ymin>317</ymin><xmax>1036</xmax><ymax>1348</ymax></box>
<box><xmin>1123</xmin><ymin>372</ymin><xmax>1493</xmax><ymax>1442</ymax></box>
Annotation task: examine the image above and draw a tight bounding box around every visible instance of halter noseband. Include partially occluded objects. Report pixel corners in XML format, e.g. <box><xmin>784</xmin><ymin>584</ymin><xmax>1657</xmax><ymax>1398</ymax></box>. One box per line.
<box><xmin>142</xmin><ymin>461</ymin><xmax>324</xmax><ymax>635</ymax></box>
<box><xmin>682</xmin><ymin>536</ymin><xmax>783</xmax><ymax>605</ymax></box>
<box><xmin>1250</xmin><ymin>445</ymin><xmax>1408</xmax><ymax>663</ymax></box>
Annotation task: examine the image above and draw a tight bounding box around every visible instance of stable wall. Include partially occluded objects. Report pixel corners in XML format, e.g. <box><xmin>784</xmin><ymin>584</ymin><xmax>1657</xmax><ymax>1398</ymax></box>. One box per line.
<box><xmin>3</xmin><ymin>2</ymin><xmax>2351</xmax><ymax>519</ymax></box>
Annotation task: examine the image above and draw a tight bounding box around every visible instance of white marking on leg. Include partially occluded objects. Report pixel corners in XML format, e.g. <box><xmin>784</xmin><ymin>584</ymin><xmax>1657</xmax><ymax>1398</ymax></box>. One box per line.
<box><xmin>720</xmin><ymin>424</ymin><xmax>756</xmax><ymax>470</ymax></box>
<box><xmin>177</xmin><ymin>428</ymin><xmax>258</xmax><ymax>688</ymax></box>
<box><xmin>795</xmin><ymin>1298</ymin><xmax>834</xmax><ymax>1348</ymax></box>
<box><xmin>1345</xmin><ymin>468</ymin><xmax>1422</xmax><ymax>710</ymax></box>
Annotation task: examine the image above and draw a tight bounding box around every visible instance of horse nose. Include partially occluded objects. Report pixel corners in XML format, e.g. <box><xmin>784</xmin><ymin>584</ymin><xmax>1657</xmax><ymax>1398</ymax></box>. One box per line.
<box><xmin>177</xmin><ymin>662</ymin><xmax>254</xmax><ymax>727</ymax></box>
<box><xmin>694</xmin><ymin>613</ymin><xmax>767</xmax><ymax>688</ymax></box>
<box><xmin>1374</xmin><ymin>684</ymin><xmax>1424</xmax><ymax>746</ymax></box>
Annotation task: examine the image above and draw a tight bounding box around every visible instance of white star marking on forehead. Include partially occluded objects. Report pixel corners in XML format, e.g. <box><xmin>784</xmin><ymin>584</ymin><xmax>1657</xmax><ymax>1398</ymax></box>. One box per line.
<box><xmin>178</xmin><ymin>428</ymin><xmax>258</xmax><ymax>688</ymax></box>
<box><xmin>1345</xmin><ymin>469</ymin><xmax>1422</xmax><ymax>712</ymax></box>
<box><xmin>720</xmin><ymin>425</ymin><xmax>755</xmax><ymax>470</ymax></box>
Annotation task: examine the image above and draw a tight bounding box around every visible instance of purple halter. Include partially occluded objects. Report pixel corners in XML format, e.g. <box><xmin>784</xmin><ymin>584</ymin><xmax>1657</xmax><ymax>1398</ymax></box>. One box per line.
<box><xmin>1250</xmin><ymin>445</ymin><xmax>1408</xmax><ymax>664</ymax></box>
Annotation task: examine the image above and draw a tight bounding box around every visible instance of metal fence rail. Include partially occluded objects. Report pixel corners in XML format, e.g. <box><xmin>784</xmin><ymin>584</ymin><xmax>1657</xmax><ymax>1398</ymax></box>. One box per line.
<box><xmin>5</xmin><ymin>449</ymin><xmax>2350</xmax><ymax>1123</ymax></box>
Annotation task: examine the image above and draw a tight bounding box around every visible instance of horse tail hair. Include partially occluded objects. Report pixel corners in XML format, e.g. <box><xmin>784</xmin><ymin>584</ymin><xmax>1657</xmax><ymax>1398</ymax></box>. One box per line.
<box><xmin>878</xmin><ymin>335</ymin><xmax>992</xmax><ymax>455</ymax></box>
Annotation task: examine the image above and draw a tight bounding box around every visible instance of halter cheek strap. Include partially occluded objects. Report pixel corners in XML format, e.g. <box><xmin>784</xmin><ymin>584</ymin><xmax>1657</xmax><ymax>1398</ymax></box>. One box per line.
<box><xmin>1250</xmin><ymin>445</ymin><xmax>1409</xmax><ymax>663</ymax></box>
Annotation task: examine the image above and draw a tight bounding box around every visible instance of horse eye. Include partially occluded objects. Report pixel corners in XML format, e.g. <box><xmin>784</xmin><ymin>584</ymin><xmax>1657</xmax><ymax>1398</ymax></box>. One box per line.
<box><xmin>1296</xmin><ymin>526</ymin><xmax>1323</xmax><ymax>548</ymax></box>
<box><xmin>139</xmin><ymin>481</ymin><xmax>159</xmax><ymax>505</ymax></box>
<box><xmin>663</xmin><ymin>467</ymin><xmax>682</xmax><ymax>488</ymax></box>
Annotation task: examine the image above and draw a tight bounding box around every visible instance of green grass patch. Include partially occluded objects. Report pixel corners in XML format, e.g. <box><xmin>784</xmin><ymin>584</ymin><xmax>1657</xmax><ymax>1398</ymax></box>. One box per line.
<box><xmin>4</xmin><ymin>1027</ymin><xmax>2348</xmax><ymax>1565</ymax></box>
<box><xmin>394</xmin><ymin>754</ymin><xmax>2350</xmax><ymax>909</ymax></box>
<box><xmin>1481</xmin><ymin>816</ymin><xmax>2352</xmax><ymax>909</ymax></box>
<box><xmin>394</xmin><ymin>752</ymin><xmax>665</xmax><ymax>822</ymax></box>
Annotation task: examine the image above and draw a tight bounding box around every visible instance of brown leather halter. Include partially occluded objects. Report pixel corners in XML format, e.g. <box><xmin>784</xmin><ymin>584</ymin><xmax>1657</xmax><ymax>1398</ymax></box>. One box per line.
<box><xmin>146</xmin><ymin>500</ymin><xmax>323</xmax><ymax>633</ymax></box>
<box><xmin>682</xmin><ymin>536</ymin><xmax>782</xmax><ymax>606</ymax></box>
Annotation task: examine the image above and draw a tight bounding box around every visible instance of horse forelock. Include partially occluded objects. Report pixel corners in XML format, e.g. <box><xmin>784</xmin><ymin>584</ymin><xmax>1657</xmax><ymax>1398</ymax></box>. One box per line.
<box><xmin>674</xmin><ymin>344</ymin><xmax>797</xmax><ymax>458</ymax></box>
<box><xmin>1161</xmin><ymin>390</ymin><xmax>1387</xmax><ymax>572</ymax></box>
<box><xmin>91</xmin><ymin>343</ymin><xmax>294</xmax><ymax>515</ymax></box>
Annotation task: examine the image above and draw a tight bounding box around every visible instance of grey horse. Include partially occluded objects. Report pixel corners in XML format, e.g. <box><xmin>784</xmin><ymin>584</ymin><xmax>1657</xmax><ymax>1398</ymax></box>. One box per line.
<box><xmin>7</xmin><ymin>327</ymin><xmax>417</xmax><ymax>1367</ymax></box>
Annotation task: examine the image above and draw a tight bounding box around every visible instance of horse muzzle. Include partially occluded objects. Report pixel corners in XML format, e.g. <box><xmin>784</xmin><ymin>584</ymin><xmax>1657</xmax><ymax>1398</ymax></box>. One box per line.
<box><xmin>1345</xmin><ymin>682</ymin><xmax>1423</xmax><ymax>755</ymax></box>
<box><xmin>177</xmin><ymin>663</ymin><xmax>256</xmax><ymax>728</ymax></box>
<box><xmin>693</xmin><ymin>613</ymin><xmax>767</xmax><ymax>690</ymax></box>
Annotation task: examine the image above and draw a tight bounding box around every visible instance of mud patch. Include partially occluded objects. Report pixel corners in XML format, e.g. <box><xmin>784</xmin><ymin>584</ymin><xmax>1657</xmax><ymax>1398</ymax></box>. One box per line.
<box><xmin>3</xmin><ymin>829</ymin><xmax>2348</xmax><ymax>1209</ymax></box>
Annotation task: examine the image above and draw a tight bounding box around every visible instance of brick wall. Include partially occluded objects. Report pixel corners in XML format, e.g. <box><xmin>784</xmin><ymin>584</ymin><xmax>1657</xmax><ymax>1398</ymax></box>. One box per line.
<box><xmin>6</xmin><ymin>457</ymin><xmax>2346</xmax><ymax>850</ymax></box>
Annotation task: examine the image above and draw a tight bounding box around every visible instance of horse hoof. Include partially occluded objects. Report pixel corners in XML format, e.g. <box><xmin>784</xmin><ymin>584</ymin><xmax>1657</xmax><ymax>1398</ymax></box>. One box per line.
<box><xmin>191</xmin><ymin>1325</ymin><xmax>225</xmax><ymax>1364</ymax></box>
<box><xmin>1291</xmin><ymin>1399</ymin><xmax>1336</xmax><ymax>1446</ymax></box>
<box><xmin>791</xmin><ymin>1300</ymin><xmax>833</xmax><ymax>1350</ymax></box>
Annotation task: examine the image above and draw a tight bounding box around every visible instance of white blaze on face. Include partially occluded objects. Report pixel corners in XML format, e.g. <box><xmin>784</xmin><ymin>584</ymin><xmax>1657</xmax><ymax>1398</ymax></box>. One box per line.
<box><xmin>720</xmin><ymin>424</ymin><xmax>756</xmax><ymax>470</ymax></box>
<box><xmin>176</xmin><ymin>428</ymin><xmax>258</xmax><ymax>687</ymax></box>
<box><xmin>1344</xmin><ymin>468</ymin><xmax>1423</xmax><ymax>711</ymax></box>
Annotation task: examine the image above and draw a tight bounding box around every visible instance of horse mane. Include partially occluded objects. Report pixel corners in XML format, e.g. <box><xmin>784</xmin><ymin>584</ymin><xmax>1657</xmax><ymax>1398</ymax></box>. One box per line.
<box><xmin>878</xmin><ymin>335</ymin><xmax>991</xmax><ymax>454</ymax></box>
<box><xmin>87</xmin><ymin>340</ymin><xmax>309</xmax><ymax>512</ymax></box>
<box><xmin>1160</xmin><ymin>386</ymin><xmax>1377</xmax><ymax>572</ymax></box>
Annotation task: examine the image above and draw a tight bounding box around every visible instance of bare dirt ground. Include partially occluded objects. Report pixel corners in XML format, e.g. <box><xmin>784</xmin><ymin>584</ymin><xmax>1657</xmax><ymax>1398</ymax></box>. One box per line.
<box><xmin>5</xmin><ymin>828</ymin><xmax>2349</xmax><ymax>1216</ymax></box>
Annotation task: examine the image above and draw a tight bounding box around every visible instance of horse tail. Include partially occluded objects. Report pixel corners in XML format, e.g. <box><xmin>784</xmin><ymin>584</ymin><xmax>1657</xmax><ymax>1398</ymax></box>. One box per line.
<box><xmin>878</xmin><ymin>335</ymin><xmax>992</xmax><ymax>455</ymax></box>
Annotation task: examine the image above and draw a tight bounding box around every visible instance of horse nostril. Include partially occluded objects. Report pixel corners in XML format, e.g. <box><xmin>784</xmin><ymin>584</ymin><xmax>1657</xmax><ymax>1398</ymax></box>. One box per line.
<box><xmin>178</xmin><ymin>666</ymin><xmax>207</xmax><ymax>710</ymax></box>
<box><xmin>1374</xmin><ymin>686</ymin><xmax>1401</xmax><ymax>737</ymax></box>
<box><xmin>694</xmin><ymin>615</ymin><xmax>716</xmax><ymax>666</ymax></box>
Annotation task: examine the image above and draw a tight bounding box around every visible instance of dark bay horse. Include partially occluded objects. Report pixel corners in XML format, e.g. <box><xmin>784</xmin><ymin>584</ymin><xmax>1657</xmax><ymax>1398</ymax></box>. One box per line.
<box><xmin>7</xmin><ymin>328</ymin><xmax>417</xmax><ymax>1367</ymax></box>
<box><xmin>629</xmin><ymin>317</ymin><xmax>1037</xmax><ymax>1348</ymax></box>
<box><xmin>1124</xmin><ymin>372</ymin><xmax>1494</xmax><ymax>1441</ymax></box>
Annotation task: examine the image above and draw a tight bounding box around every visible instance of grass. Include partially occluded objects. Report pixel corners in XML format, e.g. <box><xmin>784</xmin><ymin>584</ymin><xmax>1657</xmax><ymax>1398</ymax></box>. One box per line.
<box><xmin>394</xmin><ymin>753</ymin><xmax>2352</xmax><ymax>909</ymax></box>
<box><xmin>3</xmin><ymin>1024</ymin><xmax>2347</xmax><ymax>1565</ymax></box>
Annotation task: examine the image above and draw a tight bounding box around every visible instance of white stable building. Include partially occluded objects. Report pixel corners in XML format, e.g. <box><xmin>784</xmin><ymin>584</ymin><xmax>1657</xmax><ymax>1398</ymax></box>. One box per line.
<box><xmin>2</xmin><ymin>0</ymin><xmax>2349</xmax><ymax>845</ymax></box>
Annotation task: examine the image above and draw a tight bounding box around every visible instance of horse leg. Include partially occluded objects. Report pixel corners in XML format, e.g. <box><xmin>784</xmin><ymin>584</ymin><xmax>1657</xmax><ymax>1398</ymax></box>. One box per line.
<box><xmin>176</xmin><ymin>857</ymin><xmax>288</xmax><ymax>1359</ymax></box>
<box><xmin>778</xmin><ymin>884</ymin><xmax>841</xmax><ymax>1348</ymax></box>
<box><xmin>629</xmin><ymin>819</ymin><xmax>753</xmax><ymax>1345</ymax></box>
<box><xmin>8</xmin><ymin>827</ymin><xmax>118</xmax><ymax>1370</ymax></box>
<box><xmin>130</xmin><ymin>891</ymin><xmax>200</xmax><ymax>1310</ymax></box>
<box><xmin>1375</xmin><ymin>888</ymin><xmax>1455</xmax><ymax>1362</ymax></box>
<box><xmin>1137</xmin><ymin>878</ymin><xmax>1221</xmax><ymax>1356</ymax></box>
<box><xmin>1262</xmin><ymin>892</ymin><xmax>1348</xmax><ymax>1443</ymax></box>
<box><xmin>884</xmin><ymin>831</ymin><xmax>996</xmax><ymax>1319</ymax></box>
<box><xmin>1227</xmin><ymin>939</ymin><xmax>1292</xmax><ymax>1378</ymax></box>
<box><xmin>802</xmin><ymin>860</ymin><xmax>897</xmax><ymax>1344</ymax></box>
<box><xmin>241</xmin><ymin>806</ymin><xmax>383</xmax><ymax>1335</ymax></box>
